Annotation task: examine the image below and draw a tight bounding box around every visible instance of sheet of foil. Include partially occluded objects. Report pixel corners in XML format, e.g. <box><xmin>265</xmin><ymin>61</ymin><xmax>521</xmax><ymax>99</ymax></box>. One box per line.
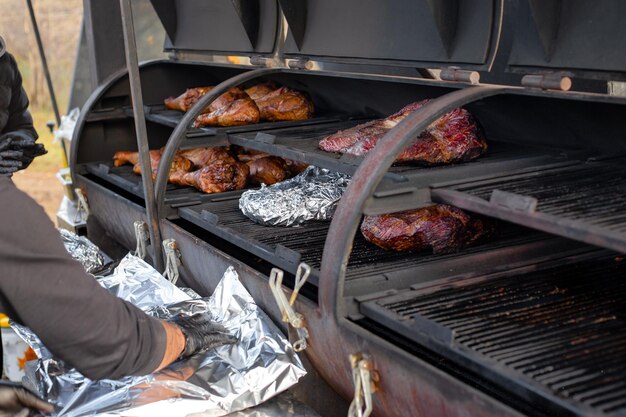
<box><xmin>13</xmin><ymin>254</ymin><xmax>306</xmax><ymax>417</ymax></box>
<box><xmin>58</xmin><ymin>228</ymin><xmax>105</xmax><ymax>274</ymax></box>
<box><xmin>239</xmin><ymin>166</ymin><xmax>351</xmax><ymax>227</ymax></box>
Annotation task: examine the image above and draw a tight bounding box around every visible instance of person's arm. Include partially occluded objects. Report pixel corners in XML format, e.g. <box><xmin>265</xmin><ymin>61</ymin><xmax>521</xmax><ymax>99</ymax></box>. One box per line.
<box><xmin>0</xmin><ymin>176</ymin><xmax>182</xmax><ymax>380</ymax></box>
<box><xmin>1</xmin><ymin>53</ymin><xmax>37</xmax><ymax>140</ymax></box>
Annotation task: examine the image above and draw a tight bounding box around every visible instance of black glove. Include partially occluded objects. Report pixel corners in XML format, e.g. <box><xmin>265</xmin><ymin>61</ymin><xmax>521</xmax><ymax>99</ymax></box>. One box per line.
<box><xmin>0</xmin><ymin>382</ymin><xmax>54</xmax><ymax>417</ymax></box>
<box><xmin>171</xmin><ymin>314</ymin><xmax>238</xmax><ymax>358</ymax></box>
<box><xmin>0</xmin><ymin>133</ymin><xmax>46</xmax><ymax>172</ymax></box>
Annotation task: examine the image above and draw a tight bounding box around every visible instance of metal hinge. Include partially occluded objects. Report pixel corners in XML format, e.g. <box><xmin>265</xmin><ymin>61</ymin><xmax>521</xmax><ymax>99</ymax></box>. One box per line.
<box><xmin>521</xmin><ymin>72</ymin><xmax>572</xmax><ymax>91</ymax></box>
<box><xmin>268</xmin><ymin>263</ymin><xmax>311</xmax><ymax>352</ymax></box>
<box><xmin>74</xmin><ymin>188</ymin><xmax>89</xmax><ymax>221</ymax></box>
<box><xmin>133</xmin><ymin>221</ymin><xmax>149</xmax><ymax>260</ymax></box>
<box><xmin>348</xmin><ymin>353</ymin><xmax>379</xmax><ymax>417</ymax></box>
<box><xmin>440</xmin><ymin>67</ymin><xmax>480</xmax><ymax>84</ymax></box>
<box><xmin>162</xmin><ymin>239</ymin><xmax>181</xmax><ymax>285</ymax></box>
<box><xmin>287</xmin><ymin>58</ymin><xmax>314</xmax><ymax>70</ymax></box>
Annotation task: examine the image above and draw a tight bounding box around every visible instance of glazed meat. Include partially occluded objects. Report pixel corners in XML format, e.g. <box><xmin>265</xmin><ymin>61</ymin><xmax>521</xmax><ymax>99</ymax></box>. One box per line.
<box><xmin>132</xmin><ymin>150</ymin><xmax>193</xmax><ymax>181</ymax></box>
<box><xmin>361</xmin><ymin>204</ymin><xmax>494</xmax><ymax>254</ymax></box>
<box><xmin>246</xmin><ymin>156</ymin><xmax>289</xmax><ymax>185</ymax></box>
<box><xmin>254</xmin><ymin>86</ymin><xmax>314</xmax><ymax>122</ymax></box>
<box><xmin>319</xmin><ymin>100</ymin><xmax>487</xmax><ymax>164</ymax></box>
<box><xmin>177</xmin><ymin>146</ymin><xmax>236</xmax><ymax>167</ymax></box>
<box><xmin>113</xmin><ymin>150</ymin><xmax>140</xmax><ymax>167</ymax></box>
<box><xmin>164</xmin><ymin>86</ymin><xmax>212</xmax><ymax>112</ymax></box>
<box><xmin>245</xmin><ymin>82</ymin><xmax>277</xmax><ymax>101</ymax></box>
<box><xmin>193</xmin><ymin>87</ymin><xmax>260</xmax><ymax>127</ymax></box>
<box><xmin>176</xmin><ymin>160</ymin><xmax>249</xmax><ymax>193</ymax></box>
<box><xmin>284</xmin><ymin>159</ymin><xmax>309</xmax><ymax>175</ymax></box>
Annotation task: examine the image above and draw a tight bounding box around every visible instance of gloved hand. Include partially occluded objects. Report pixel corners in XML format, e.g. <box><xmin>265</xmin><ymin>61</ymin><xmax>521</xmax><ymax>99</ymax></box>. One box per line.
<box><xmin>0</xmin><ymin>133</ymin><xmax>47</xmax><ymax>173</ymax></box>
<box><xmin>170</xmin><ymin>314</ymin><xmax>238</xmax><ymax>358</ymax></box>
<box><xmin>0</xmin><ymin>382</ymin><xmax>54</xmax><ymax>417</ymax></box>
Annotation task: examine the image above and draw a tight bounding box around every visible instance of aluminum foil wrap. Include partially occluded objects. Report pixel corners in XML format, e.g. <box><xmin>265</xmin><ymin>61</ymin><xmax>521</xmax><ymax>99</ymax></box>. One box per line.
<box><xmin>239</xmin><ymin>166</ymin><xmax>351</xmax><ymax>227</ymax></box>
<box><xmin>58</xmin><ymin>228</ymin><xmax>105</xmax><ymax>274</ymax></box>
<box><xmin>13</xmin><ymin>254</ymin><xmax>306</xmax><ymax>417</ymax></box>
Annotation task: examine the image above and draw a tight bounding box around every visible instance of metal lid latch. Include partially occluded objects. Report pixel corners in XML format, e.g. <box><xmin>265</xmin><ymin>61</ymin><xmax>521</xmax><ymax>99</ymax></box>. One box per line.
<box><xmin>162</xmin><ymin>239</ymin><xmax>181</xmax><ymax>285</ymax></box>
<box><xmin>268</xmin><ymin>263</ymin><xmax>311</xmax><ymax>352</ymax></box>
<box><xmin>74</xmin><ymin>188</ymin><xmax>90</xmax><ymax>222</ymax></box>
<box><xmin>133</xmin><ymin>221</ymin><xmax>149</xmax><ymax>260</ymax></box>
<box><xmin>348</xmin><ymin>353</ymin><xmax>379</xmax><ymax>417</ymax></box>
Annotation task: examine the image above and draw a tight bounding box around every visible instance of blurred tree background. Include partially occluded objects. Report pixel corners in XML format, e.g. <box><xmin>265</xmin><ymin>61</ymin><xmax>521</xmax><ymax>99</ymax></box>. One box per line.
<box><xmin>1</xmin><ymin>0</ymin><xmax>165</xmax><ymax>220</ymax></box>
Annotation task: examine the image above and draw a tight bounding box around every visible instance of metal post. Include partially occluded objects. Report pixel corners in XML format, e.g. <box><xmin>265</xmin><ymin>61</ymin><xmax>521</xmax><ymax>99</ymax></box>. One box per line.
<box><xmin>119</xmin><ymin>0</ymin><xmax>164</xmax><ymax>271</ymax></box>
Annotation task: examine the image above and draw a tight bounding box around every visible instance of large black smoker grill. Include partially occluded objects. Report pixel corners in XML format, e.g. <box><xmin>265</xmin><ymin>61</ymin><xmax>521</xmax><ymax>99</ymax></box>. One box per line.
<box><xmin>71</xmin><ymin>1</ymin><xmax>626</xmax><ymax>416</ymax></box>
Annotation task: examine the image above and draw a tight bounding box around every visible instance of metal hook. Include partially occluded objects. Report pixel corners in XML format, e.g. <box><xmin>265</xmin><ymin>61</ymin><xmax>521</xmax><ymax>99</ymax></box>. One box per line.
<box><xmin>133</xmin><ymin>221</ymin><xmax>149</xmax><ymax>260</ymax></box>
<box><xmin>162</xmin><ymin>239</ymin><xmax>181</xmax><ymax>285</ymax></box>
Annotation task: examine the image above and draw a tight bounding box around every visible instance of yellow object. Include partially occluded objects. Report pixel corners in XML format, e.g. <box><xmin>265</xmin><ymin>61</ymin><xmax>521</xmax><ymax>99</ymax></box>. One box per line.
<box><xmin>0</xmin><ymin>314</ymin><xmax>9</xmax><ymax>328</ymax></box>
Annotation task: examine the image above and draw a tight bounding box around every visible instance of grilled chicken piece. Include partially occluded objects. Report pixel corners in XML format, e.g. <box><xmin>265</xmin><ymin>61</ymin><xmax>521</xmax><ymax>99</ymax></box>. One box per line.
<box><xmin>284</xmin><ymin>159</ymin><xmax>309</xmax><ymax>175</ymax></box>
<box><xmin>193</xmin><ymin>87</ymin><xmax>260</xmax><ymax>127</ymax></box>
<box><xmin>132</xmin><ymin>151</ymin><xmax>193</xmax><ymax>181</ymax></box>
<box><xmin>320</xmin><ymin>100</ymin><xmax>487</xmax><ymax>164</ymax></box>
<box><xmin>254</xmin><ymin>87</ymin><xmax>314</xmax><ymax>122</ymax></box>
<box><xmin>164</xmin><ymin>86</ymin><xmax>213</xmax><ymax>112</ymax></box>
<box><xmin>113</xmin><ymin>150</ymin><xmax>140</xmax><ymax>167</ymax></box>
<box><xmin>246</xmin><ymin>156</ymin><xmax>289</xmax><ymax>185</ymax></box>
<box><xmin>245</xmin><ymin>82</ymin><xmax>278</xmax><ymax>101</ymax></box>
<box><xmin>361</xmin><ymin>204</ymin><xmax>494</xmax><ymax>254</ymax></box>
<box><xmin>236</xmin><ymin>149</ymin><xmax>271</xmax><ymax>162</ymax></box>
<box><xmin>175</xmin><ymin>160</ymin><xmax>249</xmax><ymax>193</ymax></box>
<box><xmin>177</xmin><ymin>147</ymin><xmax>236</xmax><ymax>167</ymax></box>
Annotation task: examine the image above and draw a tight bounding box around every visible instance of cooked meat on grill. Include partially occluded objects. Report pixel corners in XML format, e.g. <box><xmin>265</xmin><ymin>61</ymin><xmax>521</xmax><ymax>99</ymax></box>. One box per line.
<box><xmin>177</xmin><ymin>146</ymin><xmax>236</xmax><ymax>167</ymax></box>
<box><xmin>254</xmin><ymin>87</ymin><xmax>314</xmax><ymax>122</ymax></box>
<box><xmin>284</xmin><ymin>159</ymin><xmax>309</xmax><ymax>175</ymax></box>
<box><xmin>244</xmin><ymin>82</ymin><xmax>278</xmax><ymax>101</ymax></box>
<box><xmin>361</xmin><ymin>204</ymin><xmax>494</xmax><ymax>254</ymax></box>
<box><xmin>246</xmin><ymin>156</ymin><xmax>289</xmax><ymax>185</ymax></box>
<box><xmin>164</xmin><ymin>86</ymin><xmax>212</xmax><ymax>112</ymax></box>
<box><xmin>193</xmin><ymin>87</ymin><xmax>260</xmax><ymax>127</ymax></box>
<box><xmin>131</xmin><ymin>150</ymin><xmax>193</xmax><ymax>181</ymax></box>
<box><xmin>174</xmin><ymin>160</ymin><xmax>249</xmax><ymax>193</ymax></box>
<box><xmin>319</xmin><ymin>100</ymin><xmax>487</xmax><ymax>164</ymax></box>
<box><xmin>236</xmin><ymin>149</ymin><xmax>271</xmax><ymax>162</ymax></box>
<box><xmin>113</xmin><ymin>150</ymin><xmax>140</xmax><ymax>167</ymax></box>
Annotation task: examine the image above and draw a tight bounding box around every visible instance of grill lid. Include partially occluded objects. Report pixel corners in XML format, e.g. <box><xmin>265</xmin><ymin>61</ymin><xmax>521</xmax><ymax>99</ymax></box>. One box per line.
<box><xmin>149</xmin><ymin>0</ymin><xmax>278</xmax><ymax>56</ymax></box>
<box><xmin>506</xmin><ymin>0</ymin><xmax>626</xmax><ymax>80</ymax></box>
<box><xmin>278</xmin><ymin>0</ymin><xmax>501</xmax><ymax>71</ymax></box>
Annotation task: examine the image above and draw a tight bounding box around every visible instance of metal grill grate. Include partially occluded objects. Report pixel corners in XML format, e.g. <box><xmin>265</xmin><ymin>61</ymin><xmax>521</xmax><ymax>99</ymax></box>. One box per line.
<box><xmin>179</xmin><ymin>198</ymin><xmax>536</xmax><ymax>286</ymax></box>
<box><xmin>433</xmin><ymin>160</ymin><xmax>626</xmax><ymax>254</ymax></box>
<box><xmin>361</xmin><ymin>254</ymin><xmax>626</xmax><ymax>416</ymax></box>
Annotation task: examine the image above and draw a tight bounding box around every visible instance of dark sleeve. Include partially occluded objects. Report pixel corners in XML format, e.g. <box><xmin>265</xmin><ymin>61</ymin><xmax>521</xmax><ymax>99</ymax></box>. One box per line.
<box><xmin>1</xmin><ymin>53</ymin><xmax>37</xmax><ymax>140</ymax></box>
<box><xmin>0</xmin><ymin>177</ymin><xmax>166</xmax><ymax>380</ymax></box>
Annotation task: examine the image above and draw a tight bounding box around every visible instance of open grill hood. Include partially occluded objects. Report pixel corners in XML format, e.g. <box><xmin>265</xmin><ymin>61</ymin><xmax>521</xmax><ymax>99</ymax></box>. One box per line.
<box><xmin>72</xmin><ymin>1</ymin><xmax>626</xmax><ymax>416</ymax></box>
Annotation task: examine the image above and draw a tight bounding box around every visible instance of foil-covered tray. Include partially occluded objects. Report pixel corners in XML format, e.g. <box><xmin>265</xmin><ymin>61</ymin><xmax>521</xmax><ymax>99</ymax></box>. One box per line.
<box><xmin>13</xmin><ymin>254</ymin><xmax>306</xmax><ymax>416</ymax></box>
<box><xmin>239</xmin><ymin>166</ymin><xmax>350</xmax><ymax>227</ymax></box>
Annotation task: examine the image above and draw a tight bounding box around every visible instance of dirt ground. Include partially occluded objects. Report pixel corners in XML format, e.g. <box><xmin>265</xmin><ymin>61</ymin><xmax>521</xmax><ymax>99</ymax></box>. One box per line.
<box><xmin>12</xmin><ymin>170</ymin><xmax>64</xmax><ymax>223</ymax></box>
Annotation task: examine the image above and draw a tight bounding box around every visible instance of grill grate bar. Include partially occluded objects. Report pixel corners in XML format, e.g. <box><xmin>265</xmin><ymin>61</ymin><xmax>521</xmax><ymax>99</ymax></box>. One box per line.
<box><xmin>362</xmin><ymin>254</ymin><xmax>626</xmax><ymax>416</ymax></box>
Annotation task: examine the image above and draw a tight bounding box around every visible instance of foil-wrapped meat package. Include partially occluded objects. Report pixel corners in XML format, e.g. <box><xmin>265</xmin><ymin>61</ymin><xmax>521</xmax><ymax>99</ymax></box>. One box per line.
<box><xmin>239</xmin><ymin>166</ymin><xmax>351</xmax><ymax>227</ymax></box>
<box><xmin>12</xmin><ymin>254</ymin><xmax>306</xmax><ymax>417</ymax></box>
<box><xmin>58</xmin><ymin>228</ymin><xmax>105</xmax><ymax>274</ymax></box>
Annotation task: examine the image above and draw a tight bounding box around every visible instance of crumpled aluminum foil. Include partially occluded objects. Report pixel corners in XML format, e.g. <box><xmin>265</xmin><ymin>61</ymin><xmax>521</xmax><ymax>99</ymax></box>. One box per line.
<box><xmin>239</xmin><ymin>166</ymin><xmax>351</xmax><ymax>227</ymax></box>
<box><xmin>58</xmin><ymin>228</ymin><xmax>105</xmax><ymax>274</ymax></box>
<box><xmin>13</xmin><ymin>254</ymin><xmax>306</xmax><ymax>417</ymax></box>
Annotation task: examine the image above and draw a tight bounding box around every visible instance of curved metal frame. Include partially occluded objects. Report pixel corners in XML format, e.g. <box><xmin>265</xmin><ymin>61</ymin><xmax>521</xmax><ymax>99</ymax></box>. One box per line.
<box><xmin>318</xmin><ymin>85</ymin><xmax>511</xmax><ymax>319</ymax></box>
<box><xmin>153</xmin><ymin>67</ymin><xmax>285</xmax><ymax>219</ymax></box>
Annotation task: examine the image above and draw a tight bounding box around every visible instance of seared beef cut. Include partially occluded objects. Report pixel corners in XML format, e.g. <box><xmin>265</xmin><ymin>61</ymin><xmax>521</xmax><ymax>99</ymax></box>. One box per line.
<box><xmin>164</xmin><ymin>87</ymin><xmax>212</xmax><ymax>112</ymax></box>
<box><xmin>178</xmin><ymin>147</ymin><xmax>236</xmax><ymax>167</ymax></box>
<box><xmin>193</xmin><ymin>87</ymin><xmax>260</xmax><ymax>127</ymax></box>
<box><xmin>319</xmin><ymin>100</ymin><xmax>486</xmax><ymax>164</ymax></box>
<box><xmin>246</xmin><ymin>156</ymin><xmax>289</xmax><ymax>185</ymax></box>
<box><xmin>361</xmin><ymin>204</ymin><xmax>494</xmax><ymax>253</ymax></box>
<box><xmin>254</xmin><ymin>87</ymin><xmax>314</xmax><ymax>122</ymax></box>
<box><xmin>174</xmin><ymin>160</ymin><xmax>249</xmax><ymax>193</ymax></box>
<box><xmin>245</xmin><ymin>82</ymin><xmax>278</xmax><ymax>100</ymax></box>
